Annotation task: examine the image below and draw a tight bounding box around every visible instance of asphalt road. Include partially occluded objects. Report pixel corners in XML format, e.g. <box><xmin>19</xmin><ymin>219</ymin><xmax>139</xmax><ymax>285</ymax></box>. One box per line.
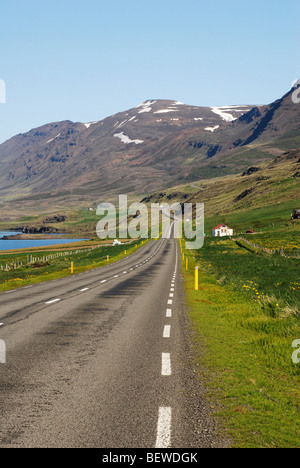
<box><xmin>0</xmin><ymin>224</ymin><xmax>224</xmax><ymax>448</ymax></box>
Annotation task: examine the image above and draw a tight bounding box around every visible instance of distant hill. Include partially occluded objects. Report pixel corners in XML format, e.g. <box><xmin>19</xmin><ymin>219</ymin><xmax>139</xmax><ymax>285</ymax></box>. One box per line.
<box><xmin>142</xmin><ymin>148</ymin><xmax>300</xmax><ymax>232</ymax></box>
<box><xmin>0</xmin><ymin>84</ymin><xmax>299</xmax><ymax>219</ymax></box>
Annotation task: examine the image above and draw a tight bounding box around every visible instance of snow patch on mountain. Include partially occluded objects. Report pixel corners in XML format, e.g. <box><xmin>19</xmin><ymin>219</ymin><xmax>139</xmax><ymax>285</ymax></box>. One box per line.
<box><xmin>211</xmin><ymin>107</ymin><xmax>237</xmax><ymax>122</ymax></box>
<box><xmin>84</xmin><ymin>122</ymin><xmax>98</xmax><ymax>129</ymax></box>
<box><xmin>204</xmin><ymin>125</ymin><xmax>220</xmax><ymax>132</ymax></box>
<box><xmin>46</xmin><ymin>133</ymin><xmax>61</xmax><ymax>144</ymax></box>
<box><xmin>127</xmin><ymin>116</ymin><xmax>137</xmax><ymax>123</ymax></box>
<box><xmin>211</xmin><ymin>105</ymin><xmax>251</xmax><ymax>122</ymax></box>
<box><xmin>114</xmin><ymin>132</ymin><xmax>144</xmax><ymax>145</ymax></box>
<box><xmin>154</xmin><ymin>109</ymin><xmax>178</xmax><ymax>114</ymax></box>
<box><xmin>136</xmin><ymin>100</ymin><xmax>157</xmax><ymax>114</ymax></box>
<box><xmin>114</xmin><ymin>116</ymin><xmax>136</xmax><ymax>129</ymax></box>
<box><xmin>115</xmin><ymin>120</ymin><xmax>128</xmax><ymax>130</ymax></box>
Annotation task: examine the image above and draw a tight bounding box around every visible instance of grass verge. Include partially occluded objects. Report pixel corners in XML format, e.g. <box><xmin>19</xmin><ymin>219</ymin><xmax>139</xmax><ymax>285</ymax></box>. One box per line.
<box><xmin>182</xmin><ymin>248</ymin><xmax>300</xmax><ymax>448</ymax></box>
<box><xmin>0</xmin><ymin>239</ymin><xmax>148</xmax><ymax>292</ymax></box>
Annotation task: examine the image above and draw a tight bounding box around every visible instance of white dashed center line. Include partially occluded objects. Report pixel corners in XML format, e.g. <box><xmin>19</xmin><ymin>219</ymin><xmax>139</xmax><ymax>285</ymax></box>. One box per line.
<box><xmin>163</xmin><ymin>325</ymin><xmax>171</xmax><ymax>338</ymax></box>
<box><xmin>166</xmin><ymin>309</ymin><xmax>172</xmax><ymax>318</ymax></box>
<box><xmin>156</xmin><ymin>407</ymin><xmax>172</xmax><ymax>448</ymax></box>
<box><xmin>46</xmin><ymin>299</ymin><xmax>60</xmax><ymax>305</ymax></box>
<box><xmin>161</xmin><ymin>353</ymin><xmax>172</xmax><ymax>376</ymax></box>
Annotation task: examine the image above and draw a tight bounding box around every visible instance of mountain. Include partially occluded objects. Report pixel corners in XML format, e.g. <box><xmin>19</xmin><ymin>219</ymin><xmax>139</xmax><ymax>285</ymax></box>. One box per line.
<box><xmin>0</xmin><ymin>84</ymin><xmax>299</xmax><ymax>219</ymax></box>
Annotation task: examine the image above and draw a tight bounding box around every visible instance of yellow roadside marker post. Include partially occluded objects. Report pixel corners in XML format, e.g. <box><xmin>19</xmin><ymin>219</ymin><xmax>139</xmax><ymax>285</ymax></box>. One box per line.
<box><xmin>107</xmin><ymin>255</ymin><xmax>110</xmax><ymax>262</ymax></box>
<box><xmin>71</xmin><ymin>262</ymin><xmax>74</xmax><ymax>274</ymax></box>
<box><xmin>186</xmin><ymin>258</ymin><xmax>188</xmax><ymax>270</ymax></box>
<box><xmin>195</xmin><ymin>267</ymin><xmax>199</xmax><ymax>291</ymax></box>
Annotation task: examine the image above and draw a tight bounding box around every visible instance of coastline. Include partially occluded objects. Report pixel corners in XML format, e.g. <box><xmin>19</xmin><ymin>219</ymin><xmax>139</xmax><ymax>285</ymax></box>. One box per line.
<box><xmin>1</xmin><ymin>233</ymin><xmax>67</xmax><ymax>240</ymax></box>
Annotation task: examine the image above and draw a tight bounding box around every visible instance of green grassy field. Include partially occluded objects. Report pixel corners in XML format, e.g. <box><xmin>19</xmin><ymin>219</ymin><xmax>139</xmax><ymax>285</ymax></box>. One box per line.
<box><xmin>182</xmin><ymin>245</ymin><xmax>300</xmax><ymax>447</ymax></box>
<box><xmin>197</xmin><ymin>236</ymin><xmax>300</xmax><ymax>310</ymax></box>
<box><xmin>180</xmin><ymin>188</ymin><xmax>300</xmax><ymax>447</ymax></box>
<box><xmin>172</xmin><ymin>151</ymin><xmax>300</xmax><ymax>446</ymax></box>
<box><xmin>242</xmin><ymin>230</ymin><xmax>300</xmax><ymax>255</ymax></box>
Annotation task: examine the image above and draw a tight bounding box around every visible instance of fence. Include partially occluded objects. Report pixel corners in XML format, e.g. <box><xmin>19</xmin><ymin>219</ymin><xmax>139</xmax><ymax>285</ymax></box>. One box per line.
<box><xmin>236</xmin><ymin>237</ymin><xmax>300</xmax><ymax>259</ymax></box>
<box><xmin>0</xmin><ymin>245</ymin><xmax>103</xmax><ymax>272</ymax></box>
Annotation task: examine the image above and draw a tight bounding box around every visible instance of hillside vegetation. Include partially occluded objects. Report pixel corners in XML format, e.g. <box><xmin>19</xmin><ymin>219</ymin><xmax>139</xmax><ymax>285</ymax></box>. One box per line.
<box><xmin>145</xmin><ymin>148</ymin><xmax>300</xmax><ymax>233</ymax></box>
<box><xmin>172</xmin><ymin>149</ymin><xmax>300</xmax><ymax>447</ymax></box>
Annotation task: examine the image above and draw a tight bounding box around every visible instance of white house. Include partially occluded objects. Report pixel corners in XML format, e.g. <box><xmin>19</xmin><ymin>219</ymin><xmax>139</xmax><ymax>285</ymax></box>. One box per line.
<box><xmin>212</xmin><ymin>224</ymin><xmax>233</xmax><ymax>237</ymax></box>
<box><xmin>113</xmin><ymin>239</ymin><xmax>122</xmax><ymax>246</ymax></box>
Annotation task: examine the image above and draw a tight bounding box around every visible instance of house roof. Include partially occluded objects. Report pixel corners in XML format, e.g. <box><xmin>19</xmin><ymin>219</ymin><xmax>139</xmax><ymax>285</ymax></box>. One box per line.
<box><xmin>213</xmin><ymin>224</ymin><xmax>230</xmax><ymax>230</ymax></box>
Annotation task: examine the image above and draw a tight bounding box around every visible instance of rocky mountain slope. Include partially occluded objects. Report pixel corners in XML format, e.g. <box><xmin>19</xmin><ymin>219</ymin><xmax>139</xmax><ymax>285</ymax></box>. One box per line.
<box><xmin>0</xmin><ymin>84</ymin><xmax>299</xmax><ymax>218</ymax></box>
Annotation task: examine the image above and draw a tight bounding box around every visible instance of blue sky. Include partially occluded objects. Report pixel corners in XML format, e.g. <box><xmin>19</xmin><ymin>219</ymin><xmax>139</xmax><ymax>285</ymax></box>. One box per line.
<box><xmin>0</xmin><ymin>0</ymin><xmax>299</xmax><ymax>143</ymax></box>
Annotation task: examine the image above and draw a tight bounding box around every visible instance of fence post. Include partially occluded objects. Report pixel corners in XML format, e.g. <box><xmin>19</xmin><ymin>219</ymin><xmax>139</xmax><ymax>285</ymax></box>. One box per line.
<box><xmin>195</xmin><ymin>267</ymin><xmax>199</xmax><ymax>291</ymax></box>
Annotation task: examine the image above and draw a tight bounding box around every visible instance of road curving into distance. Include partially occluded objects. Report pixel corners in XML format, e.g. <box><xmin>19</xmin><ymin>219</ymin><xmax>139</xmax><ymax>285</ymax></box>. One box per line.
<box><xmin>0</xmin><ymin>222</ymin><xmax>224</xmax><ymax>448</ymax></box>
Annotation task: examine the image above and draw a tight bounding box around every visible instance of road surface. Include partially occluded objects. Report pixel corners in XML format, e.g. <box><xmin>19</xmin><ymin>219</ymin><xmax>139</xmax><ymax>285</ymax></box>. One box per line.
<box><xmin>0</xmin><ymin>224</ymin><xmax>223</xmax><ymax>448</ymax></box>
